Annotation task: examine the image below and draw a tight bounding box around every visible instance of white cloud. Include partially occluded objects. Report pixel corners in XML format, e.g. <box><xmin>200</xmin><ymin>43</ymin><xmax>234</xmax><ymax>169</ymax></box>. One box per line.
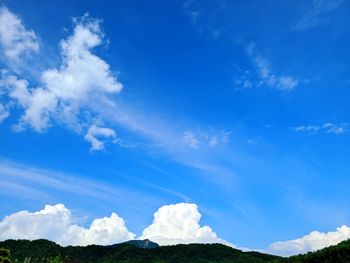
<box><xmin>8</xmin><ymin>15</ymin><xmax>122</xmax><ymax>132</ymax></box>
<box><xmin>266</xmin><ymin>225</ymin><xmax>350</xmax><ymax>256</ymax></box>
<box><xmin>0</xmin><ymin>7</ymin><xmax>39</xmax><ymax>63</ymax></box>
<box><xmin>0</xmin><ymin>204</ymin><xmax>135</xmax><ymax>246</ymax></box>
<box><xmin>140</xmin><ymin>203</ymin><xmax>231</xmax><ymax>246</ymax></box>
<box><xmin>0</xmin><ymin>160</ymin><xmax>163</xmax><ymax>210</ymax></box>
<box><xmin>2</xmin><ymin>201</ymin><xmax>350</xmax><ymax>256</ymax></box>
<box><xmin>242</xmin><ymin>44</ymin><xmax>299</xmax><ymax>91</ymax></box>
<box><xmin>290</xmin><ymin>123</ymin><xmax>348</xmax><ymax>135</ymax></box>
<box><xmin>182</xmin><ymin>130</ymin><xmax>230</xmax><ymax>149</ymax></box>
<box><xmin>322</xmin><ymin>122</ymin><xmax>347</xmax><ymax>135</ymax></box>
<box><xmin>0</xmin><ymin>14</ymin><xmax>122</xmax><ymax>150</ymax></box>
<box><xmin>0</xmin><ymin>103</ymin><xmax>9</xmax><ymax>122</ymax></box>
<box><xmin>182</xmin><ymin>131</ymin><xmax>200</xmax><ymax>149</ymax></box>
<box><xmin>294</xmin><ymin>0</ymin><xmax>344</xmax><ymax>32</ymax></box>
<box><xmin>0</xmin><ymin>202</ymin><xmax>231</xmax><ymax>247</ymax></box>
<box><xmin>84</xmin><ymin>124</ymin><xmax>116</xmax><ymax>151</ymax></box>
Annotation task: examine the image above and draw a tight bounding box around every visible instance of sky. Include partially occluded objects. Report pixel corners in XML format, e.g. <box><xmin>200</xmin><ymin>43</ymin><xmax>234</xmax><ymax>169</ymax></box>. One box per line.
<box><xmin>0</xmin><ymin>0</ymin><xmax>350</xmax><ymax>257</ymax></box>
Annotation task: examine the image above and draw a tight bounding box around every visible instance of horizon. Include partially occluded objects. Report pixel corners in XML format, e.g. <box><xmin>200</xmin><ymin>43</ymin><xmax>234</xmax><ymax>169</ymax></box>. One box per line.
<box><xmin>0</xmin><ymin>0</ymin><xmax>350</xmax><ymax>258</ymax></box>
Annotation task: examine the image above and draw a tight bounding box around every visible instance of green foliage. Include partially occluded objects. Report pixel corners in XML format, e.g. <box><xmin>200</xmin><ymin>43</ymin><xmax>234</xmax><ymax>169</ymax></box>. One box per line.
<box><xmin>0</xmin><ymin>247</ymin><xmax>11</xmax><ymax>263</ymax></box>
<box><xmin>1</xmin><ymin>238</ymin><xmax>350</xmax><ymax>263</ymax></box>
<box><xmin>278</xmin><ymin>239</ymin><xmax>350</xmax><ymax>263</ymax></box>
<box><xmin>47</xmin><ymin>256</ymin><xmax>63</xmax><ymax>263</ymax></box>
<box><xmin>0</xmin><ymin>240</ymin><xmax>281</xmax><ymax>263</ymax></box>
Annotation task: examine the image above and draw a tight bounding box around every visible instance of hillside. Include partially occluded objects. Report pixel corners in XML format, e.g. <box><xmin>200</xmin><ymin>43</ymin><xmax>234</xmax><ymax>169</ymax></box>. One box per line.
<box><xmin>1</xmin><ymin>238</ymin><xmax>350</xmax><ymax>262</ymax></box>
<box><xmin>281</xmin><ymin>239</ymin><xmax>350</xmax><ymax>263</ymax></box>
<box><xmin>0</xmin><ymin>239</ymin><xmax>281</xmax><ymax>263</ymax></box>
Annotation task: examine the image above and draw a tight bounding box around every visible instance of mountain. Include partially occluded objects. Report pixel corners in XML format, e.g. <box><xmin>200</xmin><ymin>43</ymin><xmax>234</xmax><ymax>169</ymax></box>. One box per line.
<box><xmin>279</xmin><ymin>239</ymin><xmax>350</xmax><ymax>263</ymax></box>
<box><xmin>107</xmin><ymin>239</ymin><xmax>159</xmax><ymax>249</ymax></box>
<box><xmin>1</xmin><ymin>238</ymin><xmax>350</xmax><ymax>262</ymax></box>
<box><xmin>0</xmin><ymin>239</ymin><xmax>281</xmax><ymax>263</ymax></box>
<box><xmin>121</xmin><ymin>239</ymin><xmax>159</xmax><ymax>249</ymax></box>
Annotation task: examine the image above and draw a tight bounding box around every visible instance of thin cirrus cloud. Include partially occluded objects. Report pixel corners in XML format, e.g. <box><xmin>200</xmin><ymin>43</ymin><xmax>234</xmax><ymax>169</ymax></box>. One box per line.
<box><xmin>0</xmin><ymin>6</ymin><xmax>39</xmax><ymax>64</ymax></box>
<box><xmin>290</xmin><ymin>123</ymin><xmax>349</xmax><ymax>135</ymax></box>
<box><xmin>235</xmin><ymin>44</ymin><xmax>299</xmax><ymax>91</ymax></box>
<box><xmin>294</xmin><ymin>0</ymin><xmax>344</xmax><ymax>32</ymax></box>
<box><xmin>182</xmin><ymin>130</ymin><xmax>230</xmax><ymax>149</ymax></box>
<box><xmin>0</xmin><ymin>159</ymin><xmax>168</xmax><ymax>211</ymax></box>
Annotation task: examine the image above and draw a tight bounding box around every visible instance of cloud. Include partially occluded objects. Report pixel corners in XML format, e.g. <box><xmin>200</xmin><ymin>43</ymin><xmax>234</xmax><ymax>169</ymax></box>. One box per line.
<box><xmin>0</xmin><ymin>13</ymin><xmax>122</xmax><ymax>150</ymax></box>
<box><xmin>0</xmin><ymin>204</ymin><xmax>135</xmax><ymax>246</ymax></box>
<box><xmin>2</xmin><ymin>201</ymin><xmax>349</xmax><ymax>256</ymax></box>
<box><xmin>0</xmin><ymin>159</ymin><xmax>163</xmax><ymax>210</ymax></box>
<box><xmin>140</xmin><ymin>203</ymin><xmax>231</xmax><ymax>246</ymax></box>
<box><xmin>13</xmin><ymin>15</ymin><xmax>121</xmax><ymax>131</ymax></box>
<box><xmin>0</xmin><ymin>9</ymin><xmax>235</xmax><ymax>182</ymax></box>
<box><xmin>182</xmin><ymin>131</ymin><xmax>200</xmax><ymax>149</ymax></box>
<box><xmin>266</xmin><ymin>225</ymin><xmax>350</xmax><ymax>256</ymax></box>
<box><xmin>322</xmin><ymin>122</ymin><xmax>347</xmax><ymax>135</ymax></box>
<box><xmin>0</xmin><ymin>202</ymin><xmax>230</xmax><ymax>247</ymax></box>
<box><xmin>182</xmin><ymin>129</ymin><xmax>230</xmax><ymax>149</ymax></box>
<box><xmin>0</xmin><ymin>103</ymin><xmax>9</xmax><ymax>122</ymax></box>
<box><xmin>290</xmin><ymin>123</ymin><xmax>348</xmax><ymax>135</ymax></box>
<box><xmin>237</xmin><ymin>44</ymin><xmax>299</xmax><ymax>91</ymax></box>
<box><xmin>84</xmin><ymin>124</ymin><xmax>116</xmax><ymax>151</ymax></box>
<box><xmin>0</xmin><ymin>7</ymin><xmax>39</xmax><ymax>64</ymax></box>
<box><xmin>294</xmin><ymin>0</ymin><xmax>344</xmax><ymax>32</ymax></box>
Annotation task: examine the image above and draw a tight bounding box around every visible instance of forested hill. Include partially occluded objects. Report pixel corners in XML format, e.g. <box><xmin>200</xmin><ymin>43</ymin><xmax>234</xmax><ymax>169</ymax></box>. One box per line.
<box><xmin>0</xmin><ymin>239</ymin><xmax>281</xmax><ymax>263</ymax></box>
<box><xmin>1</xmin><ymin>238</ymin><xmax>350</xmax><ymax>263</ymax></box>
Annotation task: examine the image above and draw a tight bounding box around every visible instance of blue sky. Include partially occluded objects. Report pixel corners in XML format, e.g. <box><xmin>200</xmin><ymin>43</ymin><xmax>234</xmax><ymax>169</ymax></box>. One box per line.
<box><xmin>0</xmin><ymin>0</ymin><xmax>350</xmax><ymax>256</ymax></box>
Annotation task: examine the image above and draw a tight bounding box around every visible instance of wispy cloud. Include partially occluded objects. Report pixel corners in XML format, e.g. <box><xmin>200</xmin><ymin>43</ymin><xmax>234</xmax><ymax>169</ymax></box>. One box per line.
<box><xmin>182</xmin><ymin>129</ymin><xmax>230</xmax><ymax>149</ymax></box>
<box><xmin>290</xmin><ymin>122</ymin><xmax>349</xmax><ymax>135</ymax></box>
<box><xmin>294</xmin><ymin>0</ymin><xmax>344</xmax><ymax>31</ymax></box>
<box><xmin>0</xmin><ymin>7</ymin><xmax>39</xmax><ymax>65</ymax></box>
<box><xmin>94</xmin><ymin>100</ymin><xmax>237</xmax><ymax>186</ymax></box>
<box><xmin>0</xmin><ymin>159</ymin><xmax>167</xmax><ymax>211</ymax></box>
<box><xmin>235</xmin><ymin>44</ymin><xmax>299</xmax><ymax>91</ymax></box>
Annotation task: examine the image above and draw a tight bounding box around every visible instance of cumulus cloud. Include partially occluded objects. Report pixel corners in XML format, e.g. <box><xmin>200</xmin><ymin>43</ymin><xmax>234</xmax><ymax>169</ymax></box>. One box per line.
<box><xmin>290</xmin><ymin>123</ymin><xmax>348</xmax><ymax>135</ymax></box>
<box><xmin>0</xmin><ymin>13</ymin><xmax>122</xmax><ymax>150</ymax></box>
<box><xmin>140</xmin><ymin>203</ymin><xmax>230</xmax><ymax>246</ymax></box>
<box><xmin>4</xmin><ymin>202</ymin><xmax>349</xmax><ymax>256</ymax></box>
<box><xmin>7</xmin><ymin>15</ymin><xmax>121</xmax><ymax>132</ymax></box>
<box><xmin>0</xmin><ymin>7</ymin><xmax>39</xmax><ymax>63</ymax></box>
<box><xmin>0</xmin><ymin>203</ymin><xmax>231</xmax><ymax>247</ymax></box>
<box><xmin>84</xmin><ymin>124</ymin><xmax>116</xmax><ymax>151</ymax></box>
<box><xmin>0</xmin><ymin>204</ymin><xmax>135</xmax><ymax>246</ymax></box>
<box><xmin>266</xmin><ymin>225</ymin><xmax>350</xmax><ymax>256</ymax></box>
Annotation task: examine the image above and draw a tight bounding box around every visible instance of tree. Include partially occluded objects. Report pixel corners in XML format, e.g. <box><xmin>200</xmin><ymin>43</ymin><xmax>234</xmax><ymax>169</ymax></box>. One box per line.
<box><xmin>0</xmin><ymin>248</ymin><xmax>11</xmax><ymax>263</ymax></box>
